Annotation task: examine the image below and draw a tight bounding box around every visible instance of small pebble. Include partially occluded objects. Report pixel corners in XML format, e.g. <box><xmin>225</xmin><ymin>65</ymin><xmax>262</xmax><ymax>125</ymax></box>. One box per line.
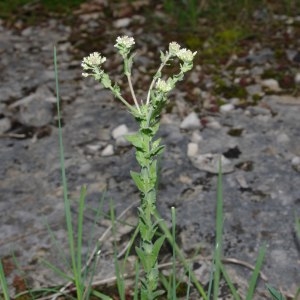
<box><xmin>180</xmin><ymin>112</ymin><xmax>201</xmax><ymax>130</ymax></box>
<box><xmin>262</xmin><ymin>79</ymin><xmax>281</xmax><ymax>92</ymax></box>
<box><xmin>187</xmin><ymin>142</ymin><xmax>198</xmax><ymax>157</ymax></box>
<box><xmin>294</xmin><ymin>73</ymin><xmax>300</xmax><ymax>85</ymax></box>
<box><xmin>220</xmin><ymin>103</ymin><xmax>235</xmax><ymax>113</ymax></box>
<box><xmin>0</xmin><ymin>117</ymin><xmax>11</xmax><ymax>134</ymax></box>
<box><xmin>191</xmin><ymin>131</ymin><xmax>203</xmax><ymax>143</ymax></box>
<box><xmin>116</xmin><ymin>136</ymin><xmax>131</xmax><ymax>147</ymax></box>
<box><xmin>276</xmin><ymin>133</ymin><xmax>290</xmax><ymax>143</ymax></box>
<box><xmin>112</xmin><ymin>124</ymin><xmax>129</xmax><ymax>140</ymax></box>
<box><xmin>101</xmin><ymin>144</ymin><xmax>114</xmax><ymax>156</ymax></box>
<box><xmin>113</xmin><ymin>18</ymin><xmax>131</xmax><ymax>28</ymax></box>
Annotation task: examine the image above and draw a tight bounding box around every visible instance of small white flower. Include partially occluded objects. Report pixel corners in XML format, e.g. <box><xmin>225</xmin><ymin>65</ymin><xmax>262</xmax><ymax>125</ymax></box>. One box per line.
<box><xmin>176</xmin><ymin>48</ymin><xmax>197</xmax><ymax>63</ymax></box>
<box><xmin>156</xmin><ymin>78</ymin><xmax>173</xmax><ymax>93</ymax></box>
<box><xmin>115</xmin><ymin>35</ymin><xmax>135</xmax><ymax>50</ymax></box>
<box><xmin>169</xmin><ymin>42</ymin><xmax>181</xmax><ymax>55</ymax></box>
<box><xmin>82</xmin><ymin>52</ymin><xmax>106</xmax><ymax>68</ymax></box>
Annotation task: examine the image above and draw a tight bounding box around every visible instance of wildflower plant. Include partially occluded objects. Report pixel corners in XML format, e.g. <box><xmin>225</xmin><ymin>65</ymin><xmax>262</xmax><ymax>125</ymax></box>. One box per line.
<box><xmin>82</xmin><ymin>36</ymin><xmax>196</xmax><ymax>299</ymax></box>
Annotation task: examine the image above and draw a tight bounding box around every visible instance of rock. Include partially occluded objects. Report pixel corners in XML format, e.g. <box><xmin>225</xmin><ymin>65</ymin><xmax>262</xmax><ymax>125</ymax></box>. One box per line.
<box><xmin>180</xmin><ymin>112</ymin><xmax>201</xmax><ymax>130</ymax></box>
<box><xmin>261</xmin><ymin>79</ymin><xmax>281</xmax><ymax>92</ymax></box>
<box><xmin>295</xmin><ymin>73</ymin><xmax>300</xmax><ymax>85</ymax></box>
<box><xmin>244</xmin><ymin>48</ymin><xmax>274</xmax><ymax>64</ymax></box>
<box><xmin>86</xmin><ymin>143</ymin><xmax>102</xmax><ymax>154</ymax></box>
<box><xmin>11</xmin><ymin>85</ymin><xmax>55</xmax><ymax>127</ymax></box>
<box><xmin>112</xmin><ymin>124</ymin><xmax>129</xmax><ymax>139</ymax></box>
<box><xmin>276</xmin><ymin>133</ymin><xmax>290</xmax><ymax>144</ymax></box>
<box><xmin>265</xmin><ymin>95</ymin><xmax>300</xmax><ymax>105</ymax></box>
<box><xmin>191</xmin><ymin>131</ymin><xmax>203</xmax><ymax>143</ymax></box>
<box><xmin>291</xmin><ymin>156</ymin><xmax>300</xmax><ymax>172</ymax></box>
<box><xmin>113</xmin><ymin>18</ymin><xmax>131</xmax><ymax>28</ymax></box>
<box><xmin>220</xmin><ymin>103</ymin><xmax>235</xmax><ymax>113</ymax></box>
<box><xmin>206</xmin><ymin>120</ymin><xmax>221</xmax><ymax>129</ymax></box>
<box><xmin>101</xmin><ymin>144</ymin><xmax>114</xmax><ymax>156</ymax></box>
<box><xmin>0</xmin><ymin>117</ymin><xmax>11</xmax><ymax>134</ymax></box>
<box><xmin>115</xmin><ymin>136</ymin><xmax>131</xmax><ymax>147</ymax></box>
<box><xmin>246</xmin><ymin>106</ymin><xmax>271</xmax><ymax>116</ymax></box>
<box><xmin>246</xmin><ymin>84</ymin><xmax>263</xmax><ymax>95</ymax></box>
<box><xmin>187</xmin><ymin>142</ymin><xmax>198</xmax><ymax>157</ymax></box>
<box><xmin>189</xmin><ymin>153</ymin><xmax>235</xmax><ymax>174</ymax></box>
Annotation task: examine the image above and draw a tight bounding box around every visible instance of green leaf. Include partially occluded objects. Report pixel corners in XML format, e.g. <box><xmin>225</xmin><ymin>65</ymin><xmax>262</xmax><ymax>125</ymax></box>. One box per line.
<box><xmin>266</xmin><ymin>284</ymin><xmax>286</xmax><ymax>300</ymax></box>
<box><xmin>160</xmin><ymin>50</ymin><xmax>166</xmax><ymax>62</ymax></box>
<box><xmin>141</xmin><ymin>127</ymin><xmax>153</xmax><ymax>136</ymax></box>
<box><xmin>135</xmin><ymin>246</ymin><xmax>145</xmax><ymax>265</ymax></box>
<box><xmin>150</xmin><ymin>145</ymin><xmax>165</xmax><ymax>158</ymax></box>
<box><xmin>135</xmin><ymin>246</ymin><xmax>153</xmax><ymax>272</ymax></box>
<box><xmin>126</xmin><ymin>133</ymin><xmax>144</xmax><ymax>150</ymax></box>
<box><xmin>130</xmin><ymin>171</ymin><xmax>145</xmax><ymax>192</ymax></box>
<box><xmin>153</xmin><ymin>289</ymin><xmax>166</xmax><ymax>298</ymax></box>
<box><xmin>152</xmin><ymin>235</ymin><xmax>165</xmax><ymax>259</ymax></box>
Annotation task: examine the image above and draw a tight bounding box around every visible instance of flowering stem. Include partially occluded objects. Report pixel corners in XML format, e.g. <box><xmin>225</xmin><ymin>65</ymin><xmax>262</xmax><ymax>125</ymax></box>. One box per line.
<box><xmin>146</xmin><ymin>53</ymin><xmax>172</xmax><ymax>105</ymax></box>
<box><xmin>82</xmin><ymin>36</ymin><xmax>197</xmax><ymax>300</ymax></box>
<box><xmin>126</xmin><ymin>73</ymin><xmax>141</xmax><ymax>113</ymax></box>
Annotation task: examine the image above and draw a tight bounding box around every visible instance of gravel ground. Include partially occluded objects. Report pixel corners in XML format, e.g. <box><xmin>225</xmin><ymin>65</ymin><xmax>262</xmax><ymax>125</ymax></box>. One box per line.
<box><xmin>0</xmin><ymin>1</ymin><xmax>300</xmax><ymax>299</ymax></box>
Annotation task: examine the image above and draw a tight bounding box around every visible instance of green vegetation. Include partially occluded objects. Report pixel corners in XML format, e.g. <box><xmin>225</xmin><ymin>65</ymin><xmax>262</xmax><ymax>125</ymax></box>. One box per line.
<box><xmin>0</xmin><ymin>0</ymin><xmax>299</xmax><ymax>299</ymax></box>
<box><xmin>0</xmin><ymin>0</ymin><xmax>84</xmax><ymax>19</ymax></box>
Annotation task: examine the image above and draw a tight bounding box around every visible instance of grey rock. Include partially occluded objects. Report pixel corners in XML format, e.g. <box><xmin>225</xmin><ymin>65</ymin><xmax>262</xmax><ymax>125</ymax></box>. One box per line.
<box><xmin>220</xmin><ymin>103</ymin><xmax>235</xmax><ymax>113</ymax></box>
<box><xmin>261</xmin><ymin>79</ymin><xmax>281</xmax><ymax>92</ymax></box>
<box><xmin>12</xmin><ymin>86</ymin><xmax>55</xmax><ymax>127</ymax></box>
<box><xmin>189</xmin><ymin>153</ymin><xmax>235</xmax><ymax>174</ymax></box>
<box><xmin>180</xmin><ymin>112</ymin><xmax>201</xmax><ymax>130</ymax></box>
<box><xmin>243</xmin><ymin>48</ymin><xmax>274</xmax><ymax>64</ymax></box>
<box><xmin>0</xmin><ymin>117</ymin><xmax>11</xmax><ymax>134</ymax></box>
<box><xmin>101</xmin><ymin>144</ymin><xmax>114</xmax><ymax>156</ymax></box>
<box><xmin>112</xmin><ymin>124</ymin><xmax>129</xmax><ymax>140</ymax></box>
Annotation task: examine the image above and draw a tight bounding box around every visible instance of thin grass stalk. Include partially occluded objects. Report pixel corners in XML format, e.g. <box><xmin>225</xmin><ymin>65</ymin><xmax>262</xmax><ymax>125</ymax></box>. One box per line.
<box><xmin>154</xmin><ymin>210</ymin><xmax>208</xmax><ymax>300</ymax></box>
<box><xmin>185</xmin><ymin>264</ymin><xmax>191</xmax><ymax>300</ymax></box>
<box><xmin>171</xmin><ymin>207</ymin><xmax>177</xmax><ymax>300</ymax></box>
<box><xmin>0</xmin><ymin>260</ymin><xmax>10</xmax><ymax>300</ymax></box>
<box><xmin>91</xmin><ymin>290</ymin><xmax>113</xmax><ymax>300</ymax></box>
<box><xmin>54</xmin><ymin>46</ymin><xmax>82</xmax><ymax>298</ymax></box>
<box><xmin>76</xmin><ymin>186</ymin><xmax>87</xmax><ymax>296</ymax></box>
<box><xmin>133</xmin><ymin>261</ymin><xmax>141</xmax><ymax>300</ymax></box>
<box><xmin>213</xmin><ymin>158</ymin><xmax>223</xmax><ymax>299</ymax></box>
<box><xmin>206</xmin><ymin>253</ymin><xmax>214</xmax><ymax>299</ymax></box>
<box><xmin>219</xmin><ymin>263</ymin><xmax>241</xmax><ymax>300</ymax></box>
<box><xmin>110</xmin><ymin>199</ymin><xmax>125</xmax><ymax>300</ymax></box>
<box><xmin>245</xmin><ymin>244</ymin><xmax>266</xmax><ymax>300</ymax></box>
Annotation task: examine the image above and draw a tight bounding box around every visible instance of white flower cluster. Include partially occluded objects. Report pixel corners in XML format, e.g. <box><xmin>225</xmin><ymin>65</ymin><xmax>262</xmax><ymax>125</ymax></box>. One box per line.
<box><xmin>82</xmin><ymin>52</ymin><xmax>106</xmax><ymax>68</ymax></box>
<box><xmin>155</xmin><ymin>78</ymin><xmax>173</xmax><ymax>93</ymax></box>
<box><xmin>81</xmin><ymin>52</ymin><xmax>106</xmax><ymax>77</ymax></box>
<box><xmin>168</xmin><ymin>41</ymin><xmax>197</xmax><ymax>63</ymax></box>
<box><xmin>114</xmin><ymin>36</ymin><xmax>135</xmax><ymax>50</ymax></box>
<box><xmin>176</xmin><ymin>48</ymin><xmax>197</xmax><ymax>63</ymax></box>
<box><xmin>168</xmin><ymin>42</ymin><xmax>181</xmax><ymax>55</ymax></box>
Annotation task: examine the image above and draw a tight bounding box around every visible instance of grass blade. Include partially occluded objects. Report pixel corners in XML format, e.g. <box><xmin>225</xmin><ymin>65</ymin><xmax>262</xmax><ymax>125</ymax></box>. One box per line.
<box><xmin>171</xmin><ymin>207</ymin><xmax>177</xmax><ymax>300</ymax></box>
<box><xmin>54</xmin><ymin>46</ymin><xmax>81</xmax><ymax>297</ymax></box>
<box><xmin>245</xmin><ymin>244</ymin><xmax>266</xmax><ymax>300</ymax></box>
<box><xmin>266</xmin><ymin>284</ymin><xmax>286</xmax><ymax>300</ymax></box>
<box><xmin>110</xmin><ymin>198</ymin><xmax>125</xmax><ymax>300</ymax></box>
<box><xmin>91</xmin><ymin>290</ymin><xmax>114</xmax><ymax>300</ymax></box>
<box><xmin>0</xmin><ymin>260</ymin><xmax>10</xmax><ymax>300</ymax></box>
<box><xmin>154</xmin><ymin>210</ymin><xmax>208</xmax><ymax>300</ymax></box>
<box><xmin>213</xmin><ymin>158</ymin><xmax>223</xmax><ymax>300</ymax></box>
<box><xmin>219</xmin><ymin>263</ymin><xmax>241</xmax><ymax>300</ymax></box>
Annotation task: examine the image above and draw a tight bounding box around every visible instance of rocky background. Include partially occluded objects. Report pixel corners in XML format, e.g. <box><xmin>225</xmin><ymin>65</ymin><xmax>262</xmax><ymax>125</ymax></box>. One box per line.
<box><xmin>0</xmin><ymin>0</ymin><xmax>300</xmax><ymax>299</ymax></box>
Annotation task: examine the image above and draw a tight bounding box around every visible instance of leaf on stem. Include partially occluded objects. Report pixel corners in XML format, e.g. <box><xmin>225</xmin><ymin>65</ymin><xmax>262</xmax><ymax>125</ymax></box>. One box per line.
<box><xmin>130</xmin><ymin>171</ymin><xmax>145</xmax><ymax>193</ymax></box>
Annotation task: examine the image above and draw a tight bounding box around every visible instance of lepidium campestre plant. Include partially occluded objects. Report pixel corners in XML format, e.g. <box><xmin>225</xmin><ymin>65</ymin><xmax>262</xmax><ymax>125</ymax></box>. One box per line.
<box><xmin>82</xmin><ymin>36</ymin><xmax>196</xmax><ymax>299</ymax></box>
